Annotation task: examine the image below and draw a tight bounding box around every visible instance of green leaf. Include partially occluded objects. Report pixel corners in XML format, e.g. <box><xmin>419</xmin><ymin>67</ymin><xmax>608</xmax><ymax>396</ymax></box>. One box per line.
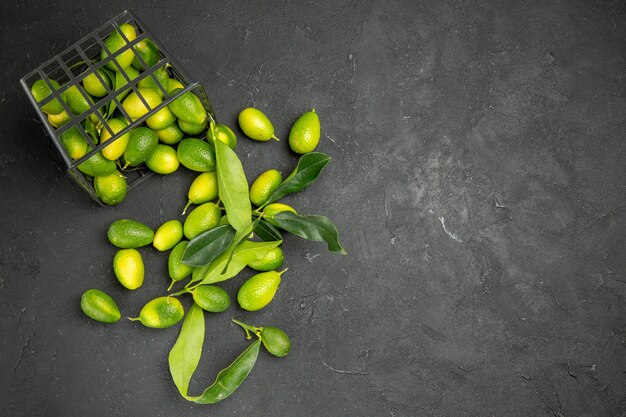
<box><xmin>83</xmin><ymin>118</ymin><xmax>99</xmax><ymax>142</ymax></box>
<box><xmin>169</xmin><ymin>305</ymin><xmax>261</xmax><ymax>404</ymax></box>
<box><xmin>215</xmin><ymin>139</ymin><xmax>252</xmax><ymax>233</ymax></box>
<box><xmin>189</xmin><ymin>340</ymin><xmax>261</xmax><ymax>404</ymax></box>
<box><xmin>181</xmin><ymin>225</ymin><xmax>236</xmax><ymax>267</ymax></box>
<box><xmin>254</xmin><ymin>220</ymin><xmax>283</xmax><ymax>242</ymax></box>
<box><xmin>191</xmin><ymin>239</ymin><xmax>282</xmax><ymax>285</ymax></box>
<box><xmin>220</xmin><ymin>217</ymin><xmax>261</xmax><ymax>274</ymax></box>
<box><xmin>265</xmin><ymin>152</ymin><xmax>331</xmax><ymax>205</ymax></box>
<box><xmin>271</xmin><ymin>211</ymin><xmax>347</xmax><ymax>254</ymax></box>
<box><xmin>168</xmin><ymin>303</ymin><xmax>204</xmax><ymax>397</ymax></box>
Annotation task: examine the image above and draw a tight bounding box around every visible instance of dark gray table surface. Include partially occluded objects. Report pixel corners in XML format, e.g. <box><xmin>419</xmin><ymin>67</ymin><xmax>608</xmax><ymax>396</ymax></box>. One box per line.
<box><xmin>1</xmin><ymin>1</ymin><xmax>625</xmax><ymax>416</ymax></box>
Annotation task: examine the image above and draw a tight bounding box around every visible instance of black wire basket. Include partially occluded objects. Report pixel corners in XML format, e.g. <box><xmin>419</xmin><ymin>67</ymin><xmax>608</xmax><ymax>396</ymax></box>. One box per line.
<box><xmin>20</xmin><ymin>10</ymin><xmax>215</xmax><ymax>205</ymax></box>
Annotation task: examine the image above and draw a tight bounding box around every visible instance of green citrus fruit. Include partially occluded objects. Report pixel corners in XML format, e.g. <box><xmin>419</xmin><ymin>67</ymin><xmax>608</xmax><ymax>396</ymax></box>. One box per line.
<box><xmin>82</xmin><ymin>69</ymin><xmax>111</xmax><ymax>97</ymax></box>
<box><xmin>114</xmin><ymin>66</ymin><xmax>140</xmax><ymax>102</ymax></box>
<box><xmin>237</xmin><ymin>269</ymin><xmax>286</xmax><ymax>311</ymax></box>
<box><xmin>289</xmin><ymin>109</ymin><xmax>320</xmax><ymax>154</ymax></box>
<box><xmin>101</xmin><ymin>23</ymin><xmax>137</xmax><ymax>71</ymax></box>
<box><xmin>60</xmin><ymin>127</ymin><xmax>89</xmax><ymax>160</ymax></box>
<box><xmin>207</xmin><ymin>123</ymin><xmax>237</xmax><ymax>149</ymax></box>
<box><xmin>176</xmin><ymin>138</ymin><xmax>216</xmax><ymax>172</ymax></box>
<box><xmin>113</xmin><ymin>248</ymin><xmax>144</xmax><ymax>290</ymax></box>
<box><xmin>168</xmin><ymin>88</ymin><xmax>207</xmax><ymax>125</ymax></box>
<box><xmin>249</xmin><ymin>169</ymin><xmax>282</xmax><ymax>206</ymax></box>
<box><xmin>48</xmin><ymin>110</ymin><xmax>71</xmax><ymax>128</ymax></box>
<box><xmin>131</xmin><ymin>38</ymin><xmax>160</xmax><ymax>70</ymax></box>
<box><xmin>123</xmin><ymin>127</ymin><xmax>159</xmax><ymax>167</ymax></box>
<box><xmin>183</xmin><ymin>202</ymin><xmax>221</xmax><ymax>240</ymax></box>
<box><xmin>146</xmin><ymin>105</ymin><xmax>176</xmax><ymax>131</ymax></box>
<box><xmin>100</xmin><ymin>118</ymin><xmax>129</xmax><ymax>160</ymax></box>
<box><xmin>107</xmin><ymin>219</ymin><xmax>154</xmax><ymax>248</ymax></box>
<box><xmin>247</xmin><ymin>247</ymin><xmax>284</xmax><ymax>272</ymax></box>
<box><xmin>138</xmin><ymin>66</ymin><xmax>169</xmax><ymax>97</ymax></box>
<box><xmin>80</xmin><ymin>289</ymin><xmax>121</xmax><ymax>323</ymax></box>
<box><xmin>145</xmin><ymin>144</ymin><xmax>180</xmax><ymax>174</ymax></box>
<box><xmin>136</xmin><ymin>296</ymin><xmax>184</xmax><ymax>329</ymax></box>
<box><xmin>31</xmin><ymin>79</ymin><xmax>64</xmax><ymax>115</ymax></box>
<box><xmin>62</xmin><ymin>85</ymin><xmax>92</xmax><ymax>116</ymax></box>
<box><xmin>122</xmin><ymin>87</ymin><xmax>161</xmax><ymax>121</ymax></box>
<box><xmin>260</xmin><ymin>326</ymin><xmax>291</xmax><ymax>357</ymax></box>
<box><xmin>77</xmin><ymin>150</ymin><xmax>117</xmax><ymax>177</ymax></box>
<box><xmin>153</xmin><ymin>220</ymin><xmax>184</xmax><ymax>251</ymax></box>
<box><xmin>168</xmin><ymin>241</ymin><xmax>194</xmax><ymax>283</ymax></box>
<box><xmin>238</xmin><ymin>107</ymin><xmax>278</xmax><ymax>141</ymax></box>
<box><xmin>263</xmin><ymin>203</ymin><xmax>297</xmax><ymax>227</ymax></box>
<box><xmin>167</xmin><ymin>78</ymin><xmax>184</xmax><ymax>94</ymax></box>
<box><xmin>178</xmin><ymin>118</ymin><xmax>207</xmax><ymax>135</ymax></box>
<box><xmin>183</xmin><ymin>171</ymin><xmax>218</xmax><ymax>214</ymax></box>
<box><xmin>155</xmin><ymin>124</ymin><xmax>184</xmax><ymax>145</ymax></box>
<box><xmin>192</xmin><ymin>285</ymin><xmax>231</xmax><ymax>313</ymax></box>
<box><xmin>94</xmin><ymin>171</ymin><xmax>127</xmax><ymax>205</ymax></box>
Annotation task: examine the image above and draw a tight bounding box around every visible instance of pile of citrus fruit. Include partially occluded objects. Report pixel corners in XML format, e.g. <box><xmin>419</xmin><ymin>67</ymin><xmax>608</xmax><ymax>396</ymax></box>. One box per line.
<box><xmin>32</xmin><ymin>20</ymin><xmax>344</xmax><ymax>406</ymax></box>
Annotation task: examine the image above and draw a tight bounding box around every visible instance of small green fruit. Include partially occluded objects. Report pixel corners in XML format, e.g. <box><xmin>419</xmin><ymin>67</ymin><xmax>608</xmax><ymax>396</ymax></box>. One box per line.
<box><xmin>260</xmin><ymin>326</ymin><xmax>291</xmax><ymax>357</ymax></box>
<box><xmin>237</xmin><ymin>269</ymin><xmax>286</xmax><ymax>311</ymax></box>
<box><xmin>107</xmin><ymin>219</ymin><xmax>154</xmax><ymax>248</ymax></box>
<box><xmin>134</xmin><ymin>296</ymin><xmax>184</xmax><ymax>329</ymax></box>
<box><xmin>153</xmin><ymin>220</ymin><xmax>183</xmax><ymax>251</ymax></box>
<box><xmin>249</xmin><ymin>169</ymin><xmax>282</xmax><ymax>207</ymax></box>
<box><xmin>31</xmin><ymin>79</ymin><xmax>64</xmax><ymax>115</ymax></box>
<box><xmin>288</xmin><ymin>109</ymin><xmax>320</xmax><ymax>154</ymax></box>
<box><xmin>100</xmin><ymin>118</ymin><xmax>129</xmax><ymax>161</ymax></box>
<box><xmin>192</xmin><ymin>285</ymin><xmax>231</xmax><ymax>313</ymax></box>
<box><xmin>183</xmin><ymin>202</ymin><xmax>221</xmax><ymax>240</ymax></box>
<box><xmin>177</xmin><ymin>138</ymin><xmax>216</xmax><ymax>172</ymax></box>
<box><xmin>123</xmin><ymin>127</ymin><xmax>159</xmax><ymax>167</ymax></box>
<box><xmin>77</xmin><ymin>150</ymin><xmax>117</xmax><ymax>177</ymax></box>
<box><xmin>145</xmin><ymin>144</ymin><xmax>180</xmax><ymax>174</ymax></box>
<box><xmin>207</xmin><ymin>123</ymin><xmax>237</xmax><ymax>149</ymax></box>
<box><xmin>168</xmin><ymin>241</ymin><xmax>194</xmax><ymax>283</ymax></box>
<box><xmin>113</xmin><ymin>248</ymin><xmax>144</xmax><ymax>290</ymax></box>
<box><xmin>94</xmin><ymin>171</ymin><xmax>127</xmax><ymax>205</ymax></box>
<box><xmin>80</xmin><ymin>289</ymin><xmax>122</xmax><ymax>323</ymax></box>
<box><xmin>168</xmin><ymin>89</ymin><xmax>207</xmax><ymax>125</ymax></box>
<box><xmin>238</xmin><ymin>107</ymin><xmax>278</xmax><ymax>141</ymax></box>
<box><xmin>60</xmin><ymin>127</ymin><xmax>89</xmax><ymax>160</ymax></box>
<box><xmin>101</xmin><ymin>23</ymin><xmax>138</xmax><ymax>71</ymax></box>
<box><xmin>247</xmin><ymin>247</ymin><xmax>284</xmax><ymax>272</ymax></box>
<box><xmin>183</xmin><ymin>171</ymin><xmax>218</xmax><ymax>214</ymax></box>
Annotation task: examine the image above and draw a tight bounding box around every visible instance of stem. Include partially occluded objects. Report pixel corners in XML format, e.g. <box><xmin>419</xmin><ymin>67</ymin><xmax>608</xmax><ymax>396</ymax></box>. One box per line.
<box><xmin>277</xmin><ymin>267</ymin><xmax>288</xmax><ymax>276</ymax></box>
<box><xmin>127</xmin><ymin>317</ymin><xmax>140</xmax><ymax>321</ymax></box>
<box><xmin>122</xmin><ymin>162</ymin><xmax>130</xmax><ymax>170</ymax></box>
<box><xmin>170</xmin><ymin>288</ymin><xmax>191</xmax><ymax>297</ymax></box>
<box><xmin>184</xmin><ymin>280</ymin><xmax>200</xmax><ymax>291</ymax></box>
<box><xmin>182</xmin><ymin>200</ymin><xmax>192</xmax><ymax>215</ymax></box>
<box><xmin>271</xmin><ymin>135</ymin><xmax>280</xmax><ymax>141</ymax></box>
<box><xmin>232</xmin><ymin>319</ymin><xmax>262</xmax><ymax>340</ymax></box>
<box><xmin>167</xmin><ymin>280</ymin><xmax>176</xmax><ymax>292</ymax></box>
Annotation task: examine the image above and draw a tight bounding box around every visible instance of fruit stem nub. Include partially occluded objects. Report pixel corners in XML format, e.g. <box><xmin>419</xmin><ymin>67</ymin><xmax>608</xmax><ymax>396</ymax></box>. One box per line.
<box><xmin>271</xmin><ymin>135</ymin><xmax>280</xmax><ymax>141</ymax></box>
<box><xmin>182</xmin><ymin>200</ymin><xmax>192</xmax><ymax>215</ymax></box>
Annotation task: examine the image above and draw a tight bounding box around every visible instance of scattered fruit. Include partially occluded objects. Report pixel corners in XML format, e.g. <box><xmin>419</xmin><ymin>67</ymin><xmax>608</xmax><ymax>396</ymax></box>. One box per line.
<box><xmin>238</xmin><ymin>107</ymin><xmax>278</xmax><ymax>141</ymax></box>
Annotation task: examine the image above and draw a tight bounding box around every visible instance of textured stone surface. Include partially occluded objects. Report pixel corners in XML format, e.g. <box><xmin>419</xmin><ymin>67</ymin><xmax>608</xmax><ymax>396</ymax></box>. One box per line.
<box><xmin>1</xmin><ymin>0</ymin><xmax>625</xmax><ymax>415</ymax></box>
